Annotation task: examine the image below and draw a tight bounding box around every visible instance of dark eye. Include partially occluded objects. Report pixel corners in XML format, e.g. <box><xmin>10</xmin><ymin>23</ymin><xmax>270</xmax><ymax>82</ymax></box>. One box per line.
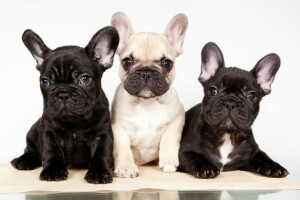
<box><xmin>208</xmin><ymin>86</ymin><xmax>218</xmax><ymax>96</ymax></box>
<box><xmin>162</xmin><ymin>59</ymin><xmax>173</xmax><ymax>70</ymax></box>
<box><xmin>40</xmin><ymin>78</ymin><xmax>50</xmax><ymax>87</ymax></box>
<box><xmin>79</xmin><ymin>74</ymin><xmax>91</xmax><ymax>85</ymax></box>
<box><xmin>247</xmin><ymin>90</ymin><xmax>257</xmax><ymax>102</ymax></box>
<box><xmin>122</xmin><ymin>57</ymin><xmax>133</xmax><ymax>69</ymax></box>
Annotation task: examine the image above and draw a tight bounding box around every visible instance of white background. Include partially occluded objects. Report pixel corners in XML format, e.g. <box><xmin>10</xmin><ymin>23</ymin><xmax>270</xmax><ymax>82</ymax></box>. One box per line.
<box><xmin>0</xmin><ymin>0</ymin><xmax>299</xmax><ymax>182</ymax></box>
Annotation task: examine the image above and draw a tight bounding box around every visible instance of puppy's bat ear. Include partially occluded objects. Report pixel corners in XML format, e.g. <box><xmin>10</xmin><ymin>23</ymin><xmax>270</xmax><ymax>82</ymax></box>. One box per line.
<box><xmin>199</xmin><ymin>42</ymin><xmax>225</xmax><ymax>83</ymax></box>
<box><xmin>22</xmin><ymin>29</ymin><xmax>50</xmax><ymax>70</ymax></box>
<box><xmin>111</xmin><ymin>12</ymin><xmax>134</xmax><ymax>54</ymax></box>
<box><xmin>164</xmin><ymin>13</ymin><xmax>188</xmax><ymax>56</ymax></box>
<box><xmin>85</xmin><ymin>26</ymin><xmax>119</xmax><ymax>70</ymax></box>
<box><xmin>251</xmin><ymin>53</ymin><xmax>280</xmax><ymax>95</ymax></box>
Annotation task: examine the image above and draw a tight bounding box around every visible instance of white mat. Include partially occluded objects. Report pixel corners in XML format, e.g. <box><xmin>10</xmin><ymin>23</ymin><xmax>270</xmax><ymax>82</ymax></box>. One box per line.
<box><xmin>0</xmin><ymin>164</ymin><xmax>299</xmax><ymax>193</ymax></box>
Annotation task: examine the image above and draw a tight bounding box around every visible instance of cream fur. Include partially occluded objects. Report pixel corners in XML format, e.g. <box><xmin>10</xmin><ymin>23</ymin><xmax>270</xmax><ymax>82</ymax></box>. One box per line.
<box><xmin>111</xmin><ymin>12</ymin><xmax>187</xmax><ymax>178</ymax></box>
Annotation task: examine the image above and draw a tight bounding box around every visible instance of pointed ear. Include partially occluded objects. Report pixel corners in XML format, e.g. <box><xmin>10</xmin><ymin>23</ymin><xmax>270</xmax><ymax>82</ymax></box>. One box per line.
<box><xmin>85</xmin><ymin>26</ymin><xmax>119</xmax><ymax>70</ymax></box>
<box><xmin>164</xmin><ymin>13</ymin><xmax>188</xmax><ymax>56</ymax></box>
<box><xmin>198</xmin><ymin>42</ymin><xmax>225</xmax><ymax>82</ymax></box>
<box><xmin>111</xmin><ymin>12</ymin><xmax>134</xmax><ymax>54</ymax></box>
<box><xmin>251</xmin><ymin>53</ymin><xmax>280</xmax><ymax>95</ymax></box>
<box><xmin>22</xmin><ymin>29</ymin><xmax>50</xmax><ymax>70</ymax></box>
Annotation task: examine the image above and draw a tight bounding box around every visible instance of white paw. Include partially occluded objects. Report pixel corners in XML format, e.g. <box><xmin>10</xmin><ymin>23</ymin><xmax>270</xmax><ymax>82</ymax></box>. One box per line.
<box><xmin>161</xmin><ymin>165</ymin><xmax>177</xmax><ymax>173</ymax></box>
<box><xmin>114</xmin><ymin>165</ymin><xmax>139</xmax><ymax>178</ymax></box>
<box><xmin>159</xmin><ymin>153</ymin><xmax>179</xmax><ymax>173</ymax></box>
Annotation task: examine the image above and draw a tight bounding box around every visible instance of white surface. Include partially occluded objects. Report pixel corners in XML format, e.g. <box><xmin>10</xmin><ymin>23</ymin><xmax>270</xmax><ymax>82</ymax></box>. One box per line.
<box><xmin>0</xmin><ymin>0</ymin><xmax>299</xmax><ymax>183</ymax></box>
<box><xmin>0</xmin><ymin>164</ymin><xmax>299</xmax><ymax>193</ymax></box>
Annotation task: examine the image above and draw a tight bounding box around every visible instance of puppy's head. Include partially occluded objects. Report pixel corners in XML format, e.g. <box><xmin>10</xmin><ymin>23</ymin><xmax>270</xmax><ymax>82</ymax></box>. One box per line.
<box><xmin>111</xmin><ymin>12</ymin><xmax>188</xmax><ymax>98</ymax></box>
<box><xmin>22</xmin><ymin>27</ymin><xmax>119</xmax><ymax>119</ymax></box>
<box><xmin>198</xmin><ymin>42</ymin><xmax>280</xmax><ymax>132</ymax></box>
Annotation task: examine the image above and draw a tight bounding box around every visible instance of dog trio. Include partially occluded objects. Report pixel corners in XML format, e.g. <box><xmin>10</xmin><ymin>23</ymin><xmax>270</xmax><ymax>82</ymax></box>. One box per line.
<box><xmin>11</xmin><ymin>12</ymin><xmax>288</xmax><ymax>184</ymax></box>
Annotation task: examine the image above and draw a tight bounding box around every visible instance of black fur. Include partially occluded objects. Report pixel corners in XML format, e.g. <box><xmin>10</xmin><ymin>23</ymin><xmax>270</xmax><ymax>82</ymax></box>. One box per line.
<box><xmin>11</xmin><ymin>27</ymin><xmax>119</xmax><ymax>184</ymax></box>
<box><xmin>178</xmin><ymin>42</ymin><xmax>288</xmax><ymax>178</ymax></box>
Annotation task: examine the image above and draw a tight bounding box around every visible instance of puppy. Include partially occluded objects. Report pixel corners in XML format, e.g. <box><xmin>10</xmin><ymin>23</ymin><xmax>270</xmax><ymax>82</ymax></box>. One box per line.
<box><xmin>178</xmin><ymin>42</ymin><xmax>289</xmax><ymax>178</ymax></box>
<box><xmin>11</xmin><ymin>27</ymin><xmax>119</xmax><ymax>184</ymax></box>
<box><xmin>110</xmin><ymin>12</ymin><xmax>188</xmax><ymax>178</ymax></box>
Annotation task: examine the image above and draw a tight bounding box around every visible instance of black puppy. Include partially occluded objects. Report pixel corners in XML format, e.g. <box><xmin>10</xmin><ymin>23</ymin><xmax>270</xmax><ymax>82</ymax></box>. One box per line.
<box><xmin>178</xmin><ymin>42</ymin><xmax>288</xmax><ymax>178</ymax></box>
<box><xmin>11</xmin><ymin>27</ymin><xmax>119</xmax><ymax>184</ymax></box>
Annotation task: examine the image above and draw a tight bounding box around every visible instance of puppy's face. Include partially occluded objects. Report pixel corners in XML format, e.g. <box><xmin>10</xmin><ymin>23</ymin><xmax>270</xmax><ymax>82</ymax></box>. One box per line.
<box><xmin>111</xmin><ymin>12</ymin><xmax>188</xmax><ymax>98</ymax></box>
<box><xmin>119</xmin><ymin>33</ymin><xmax>176</xmax><ymax>98</ymax></box>
<box><xmin>38</xmin><ymin>47</ymin><xmax>103</xmax><ymax>117</ymax></box>
<box><xmin>22</xmin><ymin>27</ymin><xmax>119</xmax><ymax>118</ymax></box>
<box><xmin>202</xmin><ymin>67</ymin><xmax>262</xmax><ymax>132</ymax></box>
<box><xmin>199</xmin><ymin>43</ymin><xmax>280</xmax><ymax>132</ymax></box>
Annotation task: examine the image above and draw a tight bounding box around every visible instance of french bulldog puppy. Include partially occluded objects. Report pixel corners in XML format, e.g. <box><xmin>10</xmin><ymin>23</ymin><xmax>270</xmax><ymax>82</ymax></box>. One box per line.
<box><xmin>178</xmin><ymin>42</ymin><xmax>289</xmax><ymax>178</ymax></box>
<box><xmin>11</xmin><ymin>27</ymin><xmax>119</xmax><ymax>184</ymax></box>
<box><xmin>110</xmin><ymin>12</ymin><xmax>188</xmax><ymax>178</ymax></box>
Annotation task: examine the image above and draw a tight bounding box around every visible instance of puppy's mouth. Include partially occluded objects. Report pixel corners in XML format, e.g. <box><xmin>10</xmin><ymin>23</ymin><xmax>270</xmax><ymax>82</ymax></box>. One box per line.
<box><xmin>124</xmin><ymin>68</ymin><xmax>170</xmax><ymax>98</ymax></box>
<box><xmin>219</xmin><ymin>117</ymin><xmax>238</xmax><ymax>132</ymax></box>
<box><xmin>136</xmin><ymin>87</ymin><xmax>156</xmax><ymax>99</ymax></box>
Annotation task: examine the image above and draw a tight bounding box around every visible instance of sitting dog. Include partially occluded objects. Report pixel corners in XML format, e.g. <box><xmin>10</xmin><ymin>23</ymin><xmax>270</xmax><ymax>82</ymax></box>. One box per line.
<box><xmin>11</xmin><ymin>27</ymin><xmax>119</xmax><ymax>184</ymax></box>
<box><xmin>178</xmin><ymin>42</ymin><xmax>288</xmax><ymax>178</ymax></box>
<box><xmin>110</xmin><ymin>12</ymin><xmax>188</xmax><ymax>178</ymax></box>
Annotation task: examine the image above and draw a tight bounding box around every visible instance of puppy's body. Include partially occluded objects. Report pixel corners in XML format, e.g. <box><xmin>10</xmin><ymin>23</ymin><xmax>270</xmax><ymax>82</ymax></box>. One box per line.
<box><xmin>112</xmin><ymin>85</ymin><xmax>183</xmax><ymax>166</ymax></box>
<box><xmin>179</xmin><ymin>42</ymin><xmax>288</xmax><ymax>178</ymax></box>
<box><xmin>181</xmin><ymin>102</ymin><xmax>259</xmax><ymax>173</ymax></box>
<box><xmin>111</xmin><ymin>13</ymin><xmax>188</xmax><ymax>178</ymax></box>
<box><xmin>11</xmin><ymin>27</ymin><xmax>119</xmax><ymax>184</ymax></box>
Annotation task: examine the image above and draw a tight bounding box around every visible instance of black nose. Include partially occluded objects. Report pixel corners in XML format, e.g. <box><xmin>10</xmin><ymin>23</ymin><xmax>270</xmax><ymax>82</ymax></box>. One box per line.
<box><xmin>58</xmin><ymin>92</ymin><xmax>71</xmax><ymax>101</ymax></box>
<box><xmin>140</xmin><ymin>70</ymin><xmax>153</xmax><ymax>80</ymax></box>
<box><xmin>223</xmin><ymin>100</ymin><xmax>238</xmax><ymax>111</ymax></box>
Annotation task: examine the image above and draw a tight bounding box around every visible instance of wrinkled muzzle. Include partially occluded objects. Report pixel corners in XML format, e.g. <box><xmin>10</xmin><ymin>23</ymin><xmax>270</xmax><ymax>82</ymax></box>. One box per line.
<box><xmin>124</xmin><ymin>68</ymin><xmax>170</xmax><ymax>98</ymax></box>
<box><xmin>204</xmin><ymin>97</ymin><xmax>255</xmax><ymax>132</ymax></box>
<box><xmin>46</xmin><ymin>86</ymin><xmax>92</xmax><ymax>117</ymax></box>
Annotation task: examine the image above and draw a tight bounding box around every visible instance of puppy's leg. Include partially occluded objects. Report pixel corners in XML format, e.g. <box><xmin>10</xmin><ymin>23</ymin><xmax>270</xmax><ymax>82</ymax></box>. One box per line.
<box><xmin>11</xmin><ymin>120</ymin><xmax>42</xmax><ymax>170</ymax></box>
<box><xmin>159</xmin><ymin>113</ymin><xmax>184</xmax><ymax>173</ymax></box>
<box><xmin>113</xmin><ymin>125</ymin><xmax>139</xmax><ymax>178</ymax></box>
<box><xmin>179</xmin><ymin>151</ymin><xmax>220</xmax><ymax>178</ymax></box>
<box><xmin>85</xmin><ymin>127</ymin><xmax>113</xmax><ymax>184</ymax></box>
<box><xmin>11</xmin><ymin>151</ymin><xmax>41</xmax><ymax>170</ymax></box>
<box><xmin>39</xmin><ymin>131</ymin><xmax>68</xmax><ymax>181</ymax></box>
<box><xmin>245</xmin><ymin>150</ymin><xmax>289</xmax><ymax>178</ymax></box>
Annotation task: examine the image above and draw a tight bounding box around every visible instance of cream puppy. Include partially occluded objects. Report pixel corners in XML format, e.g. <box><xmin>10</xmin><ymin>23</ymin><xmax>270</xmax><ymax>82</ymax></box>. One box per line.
<box><xmin>111</xmin><ymin>12</ymin><xmax>188</xmax><ymax>178</ymax></box>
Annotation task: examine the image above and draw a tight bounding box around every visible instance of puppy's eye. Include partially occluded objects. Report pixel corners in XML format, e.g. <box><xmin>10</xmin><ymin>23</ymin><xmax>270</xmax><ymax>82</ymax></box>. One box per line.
<box><xmin>208</xmin><ymin>86</ymin><xmax>218</xmax><ymax>96</ymax></box>
<box><xmin>40</xmin><ymin>78</ymin><xmax>50</xmax><ymax>87</ymax></box>
<box><xmin>122</xmin><ymin>57</ymin><xmax>133</xmax><ymax>69</ymax></box>
<box><xmin>79</xmin><ymin>74</ymin><xmax>91</xmax><ymax>85</ymax></box>
<box><xmin>247</xmin><ymin>90</ymin><xmax>257</xmax><ymax>102</ymax></box>
<box><xmin>161</xmin><ymin>59</ymin><xmax>173</xmax><ymax>70</ymax></box>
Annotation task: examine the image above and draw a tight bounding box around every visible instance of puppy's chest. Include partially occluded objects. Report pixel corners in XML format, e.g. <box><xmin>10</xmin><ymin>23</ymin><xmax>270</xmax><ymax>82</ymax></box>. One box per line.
<box><xmin>218</xmin><ymin>133</ymin><xmax>234</xmax><ymax>167</ymax></box>
<box><xmin>131</xmin><ymin>104</ymin><xmax>168</xmax><ymax>143</ymax></box>
<box><xmin>128</xmin><ymin>100</ymin><xmax>170</xmax><ymax>164</ymax></box>
<box><xmin>130</xmin><ymin>99</ymin><xmax>170</xmax><ymax>131</ymax></box>
<box><xmin>56</xmin><ymin>131</ymin><xmax>91</xmax><ymax>163</ymax></box>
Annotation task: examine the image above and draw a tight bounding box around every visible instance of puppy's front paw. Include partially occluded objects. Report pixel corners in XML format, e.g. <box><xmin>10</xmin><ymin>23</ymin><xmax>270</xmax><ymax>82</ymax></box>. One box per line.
<box><xmin>114</xmin><ymin>165</ymin><xmax>139</xmax><ymax>178</ymax></box>
<box><xmin>39</xmin><ymin>165</ymin><xmax>68</xmax><ymax>181</ymax></box>
<box><xmin>193</xmin><ymin>162</ymin><xmax>220</xmax><ymax>179</ymax></box>
<box><xmin>256</xmin><ymin>161</ymin><xmax>289</xmax><ymax>178</ymax></box>
<box><xmin>11</xmin><ymin>153</ymin><xmax>41</xmax><ymax>170</ymax></box>
<box><xmin>159</xmin><ymin>152</ymin><xmax>179</xmax><ymax>173</ymax></box>
<box><xmin>85</xmin><ymin>169</ymin><xmax>113</xmax><ymax>184</ymax></box>
<box><xmin>161</xmin><ymin>165</ymin><xmax>177</xmax><ymax>173</ymax></box>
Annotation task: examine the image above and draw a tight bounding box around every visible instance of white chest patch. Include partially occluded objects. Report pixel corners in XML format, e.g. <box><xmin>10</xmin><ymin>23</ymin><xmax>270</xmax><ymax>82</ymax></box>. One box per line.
<box><xmin>218</xmin><ymin>133</ymin><xmax>234</xmax><ymax>167</ymax></box>
<box><xmin>128</xmin><ymin>98</ymin><xmax>170</xmax><ymax>165</ymax></box>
